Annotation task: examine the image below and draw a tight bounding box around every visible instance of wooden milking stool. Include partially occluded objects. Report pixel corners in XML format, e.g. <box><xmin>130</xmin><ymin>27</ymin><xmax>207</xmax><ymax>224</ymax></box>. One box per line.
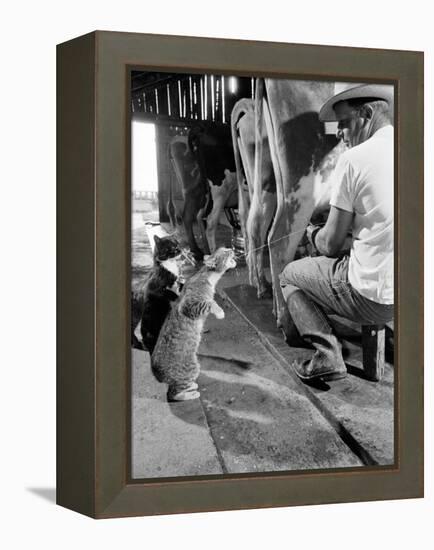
<box><xmin>361</xmin><ymin>325</ymin><xmax>385</xmax><ymax>381</ymax></box>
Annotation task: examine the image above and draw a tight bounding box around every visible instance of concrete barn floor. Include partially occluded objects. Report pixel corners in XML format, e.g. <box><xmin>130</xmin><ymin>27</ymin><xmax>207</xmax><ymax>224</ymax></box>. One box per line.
<box><xmin>131</xmin><ymin>212</ymin><xmax>394</xmax><ymax>479</ymax></box>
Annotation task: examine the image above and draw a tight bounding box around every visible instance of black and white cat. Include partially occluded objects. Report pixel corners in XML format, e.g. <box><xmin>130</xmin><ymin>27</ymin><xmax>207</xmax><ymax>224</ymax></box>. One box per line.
<box><xmin>131</xmin><ymin>234</ymin><xmax>183</xmax><ymax>353</ymax></box>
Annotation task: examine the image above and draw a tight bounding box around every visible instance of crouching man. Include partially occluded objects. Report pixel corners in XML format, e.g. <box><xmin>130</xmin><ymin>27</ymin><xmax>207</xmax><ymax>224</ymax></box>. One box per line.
<box><xmin>279</xmin><ymin>84</ymin><xmax>394</xmax><ymax>382</ymax></box>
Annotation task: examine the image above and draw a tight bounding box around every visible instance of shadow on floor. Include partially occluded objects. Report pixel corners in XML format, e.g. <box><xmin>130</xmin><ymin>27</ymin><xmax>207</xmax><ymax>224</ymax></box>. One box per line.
<box><xmin>27</xmin><ymin>487</ymin><xmax>56</xmax><ymax>504</ymax></box>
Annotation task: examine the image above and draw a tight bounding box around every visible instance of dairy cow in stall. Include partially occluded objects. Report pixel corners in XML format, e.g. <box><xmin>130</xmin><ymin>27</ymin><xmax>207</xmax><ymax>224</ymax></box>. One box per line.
<box><xmin>231</xmin><ymin>79</ymin><xmax>345</xmax><ymax>329</ymax></box>
<box><xmin>169</xmin><ymin>123</ymin><xmax>237</xmax><ymax>260</ymax></box>
<box><xmin>231</xmin><ymin>97</ymin><xmax>277</xmax><ymax>298</ymax></box>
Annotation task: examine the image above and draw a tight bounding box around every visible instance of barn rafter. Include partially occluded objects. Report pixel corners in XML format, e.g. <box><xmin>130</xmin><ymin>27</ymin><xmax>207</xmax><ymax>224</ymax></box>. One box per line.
<box><xmin>131</xmin><ymin>70</ymin><xmax>255</xmax><ymax>125</ymax></box>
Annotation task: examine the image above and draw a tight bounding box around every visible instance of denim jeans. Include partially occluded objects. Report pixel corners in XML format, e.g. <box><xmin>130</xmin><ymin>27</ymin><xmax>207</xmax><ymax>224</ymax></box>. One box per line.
<box><xmin>279</xmin><ymin>255</ymin><xmax>394</xmax><ymax>326</ymax></box>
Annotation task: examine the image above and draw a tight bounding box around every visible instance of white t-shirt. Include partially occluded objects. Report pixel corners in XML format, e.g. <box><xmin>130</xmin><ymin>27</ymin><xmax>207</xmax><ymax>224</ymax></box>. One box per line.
<box><xmin>329</xmin><ymin>125</ymin><xmax>394</xmax><ymax>305</ymax></box>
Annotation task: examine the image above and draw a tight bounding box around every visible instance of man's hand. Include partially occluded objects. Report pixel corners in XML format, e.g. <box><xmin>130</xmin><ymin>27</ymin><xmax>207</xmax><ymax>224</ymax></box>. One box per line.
<box><xmin>305</xmin><ymin>224</ymin><xmax>322</xmax><ymax>256</ymax></box>
<box><xmin>312</xmin><ymin>206</ymin><xmax>354</xmax><ymax>257</ymax></box>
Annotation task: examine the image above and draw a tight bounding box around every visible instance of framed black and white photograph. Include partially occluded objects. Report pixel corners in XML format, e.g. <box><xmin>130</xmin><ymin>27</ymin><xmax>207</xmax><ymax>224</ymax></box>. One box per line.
<box><xmin>57</xmin><ymin>31</ymin><xmax>423</xmax><ymax>518</ymax></box>
<box><xmin>130</xmin><ymin>71</ymin><xmax>395</xmax><ymax>479</ymax></box>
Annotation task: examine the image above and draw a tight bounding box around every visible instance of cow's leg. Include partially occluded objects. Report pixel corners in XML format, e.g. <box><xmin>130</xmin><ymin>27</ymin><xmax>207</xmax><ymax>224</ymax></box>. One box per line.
<box><xmin>182</xmin><ymin>200</ymin><xmax>203</xmax><ymax>260</ymax></box>
<box><xmin>263</xmin><ymin>93</ymin><xmax>310</xmax><ymax>321</ymax></box>
<box><xmin>235</xmin><ymin>137</ymin><xmax>251</xmax><ymax>257</ymax></box>
<box><xmin>238</xmin><ymin>136</ymin><xmax>254</xmax><ymax>202</ymax></box>
<box><xmin>196</xmin><ymin>210</ymin><xmax>210</xmax><ymax>255</ymax></box>
<box><xmin>246</xmin><ymin>188</ymin><xmax>276</xmax><ymax>299</ymax></box>
<box><xmin>206</xmin><ymin>193</ymin><xmax>225</xmax><ymax>253</ymax></box>
<box><xmin>196</xmin><ymin>189</ymin><xmax>211</xmax><ymax>255</ymax></box>
<box><xmin>238</xmin><ymin>184</ymin><xmax>250</xmax><ymax>246</ymax></box>
<box><xmin>246</xmin><ymin>78</ymin><xmax>272</xmax><ymax>299</ymax></box>
<box><xmin>263</xmin><ymin>94</ymin><xmax>285</xmax><ymax>319</ymax></box>
<box><xmin>257</xmin><ymin>190</ymin><xmax>277</xmax><ymax>293</ymax></box>
<box><xmin>206</xmin><ymin>170</ymin><xmax>238</xmax><ymax>253</ymax></box>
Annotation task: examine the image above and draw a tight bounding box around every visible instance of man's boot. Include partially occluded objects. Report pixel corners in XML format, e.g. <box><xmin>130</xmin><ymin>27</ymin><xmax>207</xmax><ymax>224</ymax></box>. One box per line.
<box><xmin>277</xmin><ymin>305</ymin><xmax>311</xmax><ymax>348</ymax></box>
<box><xmin>285</xmin><ymin>288</ymin><xmax>347</xmax><ymax>381</ymax></box>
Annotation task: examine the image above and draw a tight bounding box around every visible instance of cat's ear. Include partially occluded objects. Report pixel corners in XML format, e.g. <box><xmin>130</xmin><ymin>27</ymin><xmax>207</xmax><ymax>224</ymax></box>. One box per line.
<box><xmin>153</xmin><ymin>235</ymin><xmax>161</xmax><ymax>245</ymax></box>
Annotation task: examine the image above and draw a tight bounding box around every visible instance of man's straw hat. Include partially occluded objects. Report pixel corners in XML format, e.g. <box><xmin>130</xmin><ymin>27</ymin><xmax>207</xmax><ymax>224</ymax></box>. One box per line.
<box><xmin>319</xmin><ymin>83</ymin><xmax>394</xmax><ymax>122</ymax></box>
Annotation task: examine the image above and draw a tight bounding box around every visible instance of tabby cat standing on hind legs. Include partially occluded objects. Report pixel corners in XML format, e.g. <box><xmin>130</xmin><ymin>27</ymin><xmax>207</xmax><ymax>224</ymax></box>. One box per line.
<box><xmin>131</xmin><ymin>234</ymin><xmax>182</xmax><ymax>353</ymax></box>
<box><xmin>151</xmin><ymin>247</ymin><xmax>236</xmax><ymax>402</ymax></box>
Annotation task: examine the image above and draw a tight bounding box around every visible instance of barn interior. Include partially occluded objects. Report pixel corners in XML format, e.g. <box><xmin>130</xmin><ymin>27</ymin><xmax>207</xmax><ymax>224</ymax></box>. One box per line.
<box><xmin>130</xmin><ymin>70</ymin><xmax>395</xmax><ymax>480</ymax></box>
<box><xmin>131</xmin><ymin>70</ymin><xmax>253</xmax><ymax>219</ymax></box>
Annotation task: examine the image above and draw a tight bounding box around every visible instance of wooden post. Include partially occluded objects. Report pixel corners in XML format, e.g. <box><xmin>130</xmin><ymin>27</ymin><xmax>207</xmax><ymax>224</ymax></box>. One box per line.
<box><xmin>362</xmin><ymin>325</ymin><xmax>386</xmax><ymax>381</ymax></box>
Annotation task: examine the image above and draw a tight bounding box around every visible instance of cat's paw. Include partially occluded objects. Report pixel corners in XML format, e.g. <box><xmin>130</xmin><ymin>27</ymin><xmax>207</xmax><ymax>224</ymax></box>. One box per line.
<box><xmin>168</xmin><ymin>389</ymin><xmax>200</xmax><ymax>402</ymax></box>
<box><xmin>211</xmin><ymin>303</ymin><xmax>225</xmax><ymax>319</ymax></box>
<box><xmin>214</xmin><ymin>309</ymin><xmax>225</xmax><ymax>319</ymax></box>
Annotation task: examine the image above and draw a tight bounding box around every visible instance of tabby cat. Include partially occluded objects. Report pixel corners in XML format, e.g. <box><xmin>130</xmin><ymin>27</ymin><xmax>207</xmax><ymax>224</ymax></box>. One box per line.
<box><xmin>131</xmin><ymin>234</ymin><xmax>182</xmax><ymax>353</ymax></box>
<box><xmin>151</xmin><ymin>247</ymin><xmax>236</xmax><ymax>401</ymax></box>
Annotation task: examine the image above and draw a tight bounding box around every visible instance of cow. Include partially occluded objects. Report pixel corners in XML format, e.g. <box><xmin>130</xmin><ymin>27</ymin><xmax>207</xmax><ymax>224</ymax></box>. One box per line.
<box><xmin>231</xmin><ymin>79</ymin><xmax>345</xmax><ymax>329</ymax></box>
<box><xmin>205</xmin><ymin>169</ymin><xmax>238</xmax><ymax>253</ymax></box>
<box><xmin>169</xmin><ymin>134</ymin><xmax>205</xmax><ymax>259</ymax></box>
<box><xmin>169</xmin><ymin>124</ymin><xmax>237</xmax><ymax>260</ymax></box>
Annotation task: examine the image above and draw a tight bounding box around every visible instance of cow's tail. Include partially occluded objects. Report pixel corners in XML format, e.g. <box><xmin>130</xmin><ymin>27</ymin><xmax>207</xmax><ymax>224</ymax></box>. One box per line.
<box><xmin>188</xmin><ymin>124</ymin><xmax>212</xmax><ymax>229</ymax></box>
<box><xmin>248</xmin><ymin>77</ymin><xmax>266</xmax><ymax>292</ymax></box>
<box><xmin>230</xmin><ymin>98</ymin><xmax>255</xmax><ymax>258</ymax></box>
<box><xmin>188</xmin><ymin>124</ymin><xmax>206</xmax><ymax>182</ymax></box>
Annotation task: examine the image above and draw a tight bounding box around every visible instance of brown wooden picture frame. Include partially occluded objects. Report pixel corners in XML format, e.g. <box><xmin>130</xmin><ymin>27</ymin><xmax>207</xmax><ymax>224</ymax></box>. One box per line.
<box><xmin>57</xmin><ymin>31</ymin><xmax>424</xmax><ymax>518</ymax></box>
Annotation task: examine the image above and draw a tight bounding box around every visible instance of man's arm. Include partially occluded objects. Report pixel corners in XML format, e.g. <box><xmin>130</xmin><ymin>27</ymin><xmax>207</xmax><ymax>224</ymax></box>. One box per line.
<box><xmin>310</xmin><ymin>206</ymin><xmax>353</xmax><ymax>257</ymax></box>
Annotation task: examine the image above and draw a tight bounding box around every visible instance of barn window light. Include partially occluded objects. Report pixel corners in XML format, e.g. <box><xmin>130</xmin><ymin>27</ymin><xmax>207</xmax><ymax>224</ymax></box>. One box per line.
<box><xmin>222</xmin><ymin>75</ymin><xmax>226</xmax><ymax>123</ymax></box>
<box><xmin>211</xmin><ymin>75</ymin><xmax>215</xmax><ymax>121</ymax></box>
<box><xmin>167</xmin><ymin>84</ymin><xmax>171</xmax><ymax>116</ymax></box>
<box><xmin>189</xmin><ymin>77</ymin><xmax>193</xmax><ymax>116</ymax></box>
<box><xmin>155</xmin><ymin>89</ymin><xmax>159</xmax><ymax>114</ymax></box>
<box><xmin>200</xmin><ymin>78</ymin><xmax>204</xmax><ymax>119</ymax></box>
<box><xmin>178</xmin><ymin>80</ymin><xmax>182</xmax><ymax>117</ymax></box>
<box><xmin>131</xmin><ymin>121</ymin><xmax>158</xmax><ymax>193</ymax></box>
<box><xmin>204</xmin><ymin>75</ymin><xmax>208</xmax><ymax>120</ymax></box>
<box><xmin>193</xmin><ymin>81</ymin><xmax>198</xmax><ymax>119</ymax></box>
<box><xmin>229</xmin><ymin>76</ymin><xmax>237</xmax><ymax>94</ymax></box>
